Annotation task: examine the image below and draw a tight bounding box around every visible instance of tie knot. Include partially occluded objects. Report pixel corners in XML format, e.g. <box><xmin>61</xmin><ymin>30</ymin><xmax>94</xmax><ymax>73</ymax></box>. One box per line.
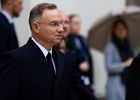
<box><xmin>46</xmin><ymin>52</ymin><xmax>52</xmax><ymax>59</ymax></box>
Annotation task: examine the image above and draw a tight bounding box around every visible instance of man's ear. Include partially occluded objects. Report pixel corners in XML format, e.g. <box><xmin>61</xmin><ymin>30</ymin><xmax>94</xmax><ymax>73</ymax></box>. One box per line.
<box><xmin>32</xmin><ymin>22</ymin><xmax>40</xmax><ymax>34</ymax></box>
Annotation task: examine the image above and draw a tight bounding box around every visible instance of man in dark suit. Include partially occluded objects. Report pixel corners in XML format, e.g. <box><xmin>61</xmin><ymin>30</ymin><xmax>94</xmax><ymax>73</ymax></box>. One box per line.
<box><xmin>66</xmin><ymin>14</ymin><xmax>94</xmax><ymax>89</ymax></box>
<box><xmin>0</xmin><ymin>3</ymin><xmax>68</xmax><ymax>100</ymax></box>
<box><xmin>0</xmin><ymin>0</ymin><xmax>23</xmax><ymax>58</ymax></box>
<box><xmin>125</xmin><ymin>54</ymin><xmax>140</xmax><ymax>100</ymax></box>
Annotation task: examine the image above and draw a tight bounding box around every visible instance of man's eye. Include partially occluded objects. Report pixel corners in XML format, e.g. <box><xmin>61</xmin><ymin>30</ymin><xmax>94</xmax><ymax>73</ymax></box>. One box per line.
<box><xmin>51</xmin><ymin>23</ymin><xmax>58</xmax><ymax>26</ymax></box>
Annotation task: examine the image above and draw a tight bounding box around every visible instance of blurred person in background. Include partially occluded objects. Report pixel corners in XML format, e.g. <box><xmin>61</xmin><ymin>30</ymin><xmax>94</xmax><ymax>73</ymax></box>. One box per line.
<box><xmin>125</xmin><ymin>44</ymin><xmax>140</xmax><ymax>99</ymax></box>
<box><xmin>56</xmin><ymin>12</ymin><xmax>97</xmax><ymax>100</ymax></box>
<box><xmin>56</xmin><ymin>12</ymin><xmax>69</xmax><ymax>53</ymax></box>
<box><xmin>104</xmin><ymin>18</ymin><xmax>133</xmax><ymax>100</ymax></box>
<box><xmin>0</xmin><ymin>0</ymin><xmax>23</xmax><ymax>58</ymax></box>
<box><xmin>66</xmin><ymin>14</ymin><xmax>95</xmax><ymax>99</ymax></box>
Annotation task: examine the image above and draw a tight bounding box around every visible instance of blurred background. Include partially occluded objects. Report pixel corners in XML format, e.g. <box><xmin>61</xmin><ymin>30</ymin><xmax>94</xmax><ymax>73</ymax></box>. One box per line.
<box><xmin>1</xmin><ymin>0</ymin><xmax>140</xmax><ymax>100</ymax></box>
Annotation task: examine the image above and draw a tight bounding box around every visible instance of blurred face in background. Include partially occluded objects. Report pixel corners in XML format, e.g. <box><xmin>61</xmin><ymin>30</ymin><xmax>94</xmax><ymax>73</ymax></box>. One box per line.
<box><xmin>70</xmin><ymin>16</ymin><xmax>81</xmax><ymax>35</ymax></box>
<box><xmin>115</xmin><ymin>23</ymin><xmax>128</xmax><ymax>40</ymax></box>
<box><xmin>2</xmin><ymin>0</ymin><xmax>23</xmax><ymax>17</ymax></box>
<box><xmin>59</xmin><ymin>38</ymin><xmax>66</xmax><ymax>53</ymax></box>
<box><xmin>61</xmin><ymin>12</ymin><xmax>70</xmax><ymax>38</ymax></box>
<box><xmin>12</xmin><ymin>0</ymin><xmax>23</xmax><ymax>17</ymax></box>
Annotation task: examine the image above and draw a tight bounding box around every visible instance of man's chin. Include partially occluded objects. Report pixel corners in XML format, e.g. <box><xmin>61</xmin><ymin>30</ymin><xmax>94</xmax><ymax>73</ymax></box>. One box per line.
<box><xmin>13</xmin><ymin>12</ymin><xmax>20</xmax><ymax>17</ymax></box>
<box><xmin>53</xmin><ymin>40</ymin><xmax>61</xmax><ymax>45</ymax></box>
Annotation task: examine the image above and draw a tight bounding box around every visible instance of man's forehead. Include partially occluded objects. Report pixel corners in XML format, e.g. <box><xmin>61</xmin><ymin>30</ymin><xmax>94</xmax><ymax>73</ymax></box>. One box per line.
<box><xmin>43</xmin><ymin>9</ymin><xmax>61</xmax><ymax>17</ymax></box>
<box><xmin>10</xmin><ymin>0</ymin><xmax>21</xmax><ymax>4</ymax></box>
<box><xmin>42</xmin><ymin>9</ymin><xmax>62</xmax><ymax>21</ymax></box>
<box><xmin>13</xmin><ymin>0</ymin><xmax>21</xmax><ymax>2</ymax></box>
<box><xmin>61</xmin><ymin>12</ymin><xmax>69</xmax><ymax>21</ymax></box>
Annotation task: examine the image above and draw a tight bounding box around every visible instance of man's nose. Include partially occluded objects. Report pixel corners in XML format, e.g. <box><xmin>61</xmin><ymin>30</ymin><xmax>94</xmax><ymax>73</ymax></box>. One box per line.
<box><xmin>58</xmin><ymin>25</ymin><xmax>64</xmax><ymax>33</ymax></box>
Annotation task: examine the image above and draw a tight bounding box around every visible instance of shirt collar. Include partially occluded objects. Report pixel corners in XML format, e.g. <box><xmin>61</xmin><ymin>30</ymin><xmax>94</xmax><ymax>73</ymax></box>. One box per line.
<box><xmin>31</xmin><ymin>37</ymin><xmax>52</xmax><ymax>57</ymax></box>
<box><xmin>1</xmin><ymin>10</ymin><xmax>13</xmax><ymax>24</ymax></box>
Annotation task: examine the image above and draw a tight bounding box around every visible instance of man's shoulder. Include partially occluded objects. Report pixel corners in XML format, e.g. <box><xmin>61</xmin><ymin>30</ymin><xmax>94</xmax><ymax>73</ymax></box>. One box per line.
<box><xmin>4</xmin><ymin>45</ymin><xmax>28</xmax><ymax>59</ymax></box>
<box><xmin>0</xmin><ymin>12</ymin><xmax>9</xmax><ymax>27</ymax></box>
<box><xmin>67</xmin><ymin>34</ymin><xmax>75</xmax><ymax>39</ymax></box>
<box><xmin>0</xmin><ymin>12</ymin><xmax>6</xmax><ymax>22</ymax></box>
<box><xmin>0</xmin><ymin>12</ymin><xmax>4</xmax><ymax>18</ymax></box>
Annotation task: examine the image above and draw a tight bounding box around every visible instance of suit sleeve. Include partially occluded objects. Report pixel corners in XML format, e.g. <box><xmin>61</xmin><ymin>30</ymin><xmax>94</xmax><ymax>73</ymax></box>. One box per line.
<box><xmin>125</xmin><ymin>55</ymin><xmax>140</xmax><ymax>100</ymax></box>
<box><xmin>104</xmin><ymin>43</ymin><xmax>124</xmax><ymax>74</ymax></box>
<box><xmin>75</xmin><ymin>68</ymin><xmax>97</xmax><ymax>100</ymax></box>
<box><xmin>72</xmin><ymin>55</ymin><xmax>97</xmax><ymax>100</ymax></box>
<box><xmin>0</xmin><ymin>54</ymin><xmax>20</xmax><ymax>100</ymax></box>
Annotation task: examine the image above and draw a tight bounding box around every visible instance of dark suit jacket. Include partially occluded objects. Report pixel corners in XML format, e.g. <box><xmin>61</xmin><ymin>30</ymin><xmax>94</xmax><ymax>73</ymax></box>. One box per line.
<box><xmin>125</xmin><ymin>53</ymin><xmax>140</xmax><ymax>100</ymax></box>
<box><xmin>0</xmin><ymin>38</ymin><xmax>68</xmax><ymax>100</ymax></box>
<box><xmin>65</xmin><ymin>51</ymin><xmax>97</xmax><ymax>100</ymax></box>
<box><xmin>66</xmin><ymin>34</ymin><xmax>93</xmax><ymax>84</ymax></box>
<box><xmin>0</xmin><ymin>12</ymin><xmax>18</xmax><ymax>58</ymax></box>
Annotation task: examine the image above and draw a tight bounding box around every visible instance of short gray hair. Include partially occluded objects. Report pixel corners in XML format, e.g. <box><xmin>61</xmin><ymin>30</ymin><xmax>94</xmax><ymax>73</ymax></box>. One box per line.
<box><xmin>29</xmin><ymin>3</ymin><xmax>57</xmax><ymax>30</ymax></box>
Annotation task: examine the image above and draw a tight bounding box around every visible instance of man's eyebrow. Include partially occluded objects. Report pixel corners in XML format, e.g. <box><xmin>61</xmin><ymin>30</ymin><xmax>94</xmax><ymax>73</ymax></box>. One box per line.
<box><xmin>50</xmin><ymin>20</ymin><xmax>58</xmax><ymax>23</ymax></box>
<box><xmin>50</xmin><ymin>20</ymin><xmax>63</xmax><ymax>23</ymax></box>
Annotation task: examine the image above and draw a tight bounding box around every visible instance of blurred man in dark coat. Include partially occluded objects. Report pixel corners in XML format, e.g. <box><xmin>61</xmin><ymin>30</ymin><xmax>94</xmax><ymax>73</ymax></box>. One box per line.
<box><xmin>0</xmin><ymin>0</ymin><xmax>23</xmax><ymax>58</ymax></box>
<box><xmin>125</xmin><ymin>54</ymin><xmax>140</xmax><ymax>100</ymax></box>
<box><xmin>66</xmin><ymin>14</ymin><xmax>94</xmax><ymax>89</ymax></box>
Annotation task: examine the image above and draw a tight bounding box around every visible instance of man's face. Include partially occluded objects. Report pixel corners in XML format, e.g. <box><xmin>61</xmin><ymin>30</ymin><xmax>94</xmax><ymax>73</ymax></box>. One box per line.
<box><xmin>33</xmin><ymin>9</ymin><xmax>64</xmax><ymax>46</ymax></box>
<box><xmin>61</xmin><ymin>12</ymin><xmax>70</xmax><ymax>38</ymax></box>
<box><xmin>12</xmin><ymin>0</ymin><xmax>23</xmax><ymax>17</ymax></box>
<box><xmin>70</xmin><ymin>16</ymin><xmax>81</xmax><ymax>35</ymax></box>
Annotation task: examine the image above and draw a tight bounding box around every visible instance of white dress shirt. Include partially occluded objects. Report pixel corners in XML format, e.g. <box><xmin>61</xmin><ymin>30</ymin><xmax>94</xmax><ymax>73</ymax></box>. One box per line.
<box><xmin>31</xmin><ymin>37</ymin><xmax>56</xmax><ymax>73</ymax></box>
<box><xmin>2</xmin><ymin>10</ymin><xmax>13</xmax><ymax>24</ymax></box>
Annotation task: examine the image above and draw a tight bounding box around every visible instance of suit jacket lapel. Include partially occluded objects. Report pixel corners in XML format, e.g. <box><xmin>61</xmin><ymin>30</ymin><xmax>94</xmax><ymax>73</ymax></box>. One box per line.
<box><xmin>25</xmin><ymin>38</ymin><xmax>65</xmax><ymax>86</ymax></box>
<box><xmin>25</xmin><ymin>38</ymin><xmax>53</xmax><ymax>80</ymax></box>
<box><xmin>52</xmin><ymin>49</ymin><xmax>64</xmax><ymax>88</ymax></box>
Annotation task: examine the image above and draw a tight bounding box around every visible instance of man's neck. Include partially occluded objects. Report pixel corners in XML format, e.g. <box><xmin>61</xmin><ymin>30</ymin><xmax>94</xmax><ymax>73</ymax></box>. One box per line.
<box><xmin>2</xmin><ymin>7</ymin><xmax>13</xmax><ymax>18</ymax></box>
<box><xmin>32</xmin><ymin>36</ymin><xmax>52</xmax><ymax>51</ymax></box>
